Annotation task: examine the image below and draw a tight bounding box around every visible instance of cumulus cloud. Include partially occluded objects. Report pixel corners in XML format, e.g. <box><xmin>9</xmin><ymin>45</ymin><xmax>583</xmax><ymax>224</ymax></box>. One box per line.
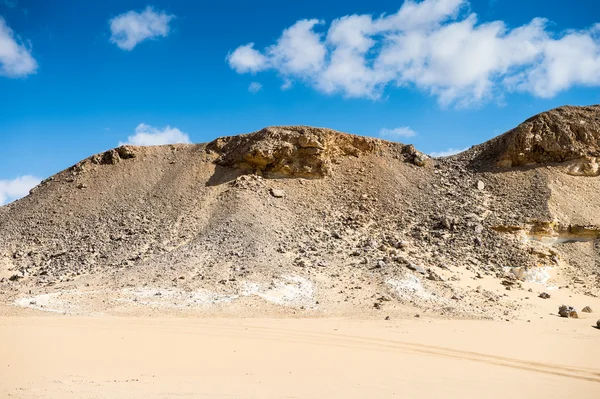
<box><xmin>120</xmin><ymin>123</ymin><xmax>191</xmax><ymax>146</ymax></box>
<box><xmin>248</xmin><ymin>81</ymin><xmax>263</xmax><ymax>93</ymax></box>
<box><xmin>227</xmin><ymin>0</ymin><xmax>600</xmax><ymax>106</ymax></box>
<box><xmin>429</xmin><ymin>147</ymin><xmax>469</xmax><ymax>157</ymax></box>
<box><xmin>0</xmin><ymin>17</ymin><xmax>37</xmax><ymax>77</ymax></box>
<box><xmin>379</xmin><ymin>126</ymin><xmax>417</xmax><ymax>140</ymax></box>
<box><xmin>0</xmin><ymin>175</ymin><xmax>41</xmax><ymax>206</ymax></box>
<box><xmin>227</xmin><ymin>43</ymin><xmax>269</xmax><ymax>73</ymax></box>
<box><xmin>109</xmin><ymin>6</ymin><xmax>174</xmax><ymax>51</ymax></box>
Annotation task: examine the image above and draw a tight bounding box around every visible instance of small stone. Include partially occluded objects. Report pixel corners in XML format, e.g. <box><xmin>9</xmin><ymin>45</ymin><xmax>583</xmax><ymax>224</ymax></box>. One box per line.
<box><xmin>116</xmin><ymin>146</ymin><xmax>136</xmax><ymax>159</ymax></box>
<box><xmin>414</xmin><ymin>314</ymin><xmax>420</xmax><ymax>318</ymax></box>
<box><xmin>100</xmin><ymin>149</ymin><xmax>120</xmax><ymax>165</ymax></box>
<box><xmin>439</xmin><ymin>216</ymin><xmax>452</xmax><ymax>229</ymax></box>
<box><xmin>385</xmin><ymin>316</ymin><xmax>390</xmax><ymax>321</ymax></box>
<box><xmin>477</xmin><ymin>180</ymin><xmax>485</xmax><ymax>190</ymax></box>
<box><xmin>597</xmin><ymin>319</ymin><xmax>600</xmax><ymax>328</ymax></box>
<box><xmin>270</xmin><ymin>189</ymin><xmax>285</xmax><ymax>198</ymax></box>
<box><xmin>427</xmin><ymin>269</ymin><xmax>444</xmax><ymax>281</ymax></box>
<box><xmin>538</xmin><ymin>292</ymin><xmax>551</xmax><ymax>299</ymax></box>
<box><xmin>413</xmin><ymin>153</ymin><xmax>427</xmax><ymax>167</ymax></box>
<box><xmin>570</xmin><ymin>310</ymin><xmax>579</xmax><ymax>319</ymax></box>
<box><xmin>582</xmin><ymin>306</ymin><xmax>592</xmax><ymax>313</ymax></box>
<box><xmin>406</xmin><ymin>263</ymin><xmax>427</xmax><ymax>275</ymax></box>
<box><xmin>558</xmin><ymin>305</ymin><xmax>578</xmax><ymax>318</ymax></box>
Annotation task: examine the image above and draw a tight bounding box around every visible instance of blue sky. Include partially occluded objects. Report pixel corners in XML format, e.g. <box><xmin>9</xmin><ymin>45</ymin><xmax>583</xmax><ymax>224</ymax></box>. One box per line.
<box><xmin>0</xmin><ymin>0</ymin><xmax>599</xmax><ymax>204</ymax></box>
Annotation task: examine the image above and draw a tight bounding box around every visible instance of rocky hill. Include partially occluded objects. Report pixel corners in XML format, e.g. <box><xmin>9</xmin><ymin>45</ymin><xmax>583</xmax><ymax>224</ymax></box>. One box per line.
<box><xmin>1</xmin><ymin>106</ymin><xmax>599</xmax><ymax>318</ymax></box>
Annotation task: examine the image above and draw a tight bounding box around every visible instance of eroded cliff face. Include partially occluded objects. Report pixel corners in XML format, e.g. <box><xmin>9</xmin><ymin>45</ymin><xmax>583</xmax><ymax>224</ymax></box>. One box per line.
<box><xmin>207</xmin><ymin>126</ymin><xmax>428</xmax><ymax>178</ymax></box>
<box><xmin>474</xmin><ymin>105</ymin><xmax>600</xmax><ymax>174</ymax></box>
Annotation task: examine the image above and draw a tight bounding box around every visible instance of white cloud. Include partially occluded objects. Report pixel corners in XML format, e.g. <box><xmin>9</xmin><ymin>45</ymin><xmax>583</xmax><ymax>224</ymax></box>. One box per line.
<box><xmin>379</xmin><ymin>126</ymin><xmax>417</xmax><ymax>140</ymax></box>
<box><xmin>429</xmin><ymin>147</ymin><xmax>469</xmax><ymax>157</ymax></box>
<box><xmin>227</xmin><ymin>0</ymin><xmax>600</xmax><ymax>106</ymax></box>
<box><xmin>248</xmin><ymin>81</ymin><xmax>262</xmax><ymax>93</ymax></box>
<box><xmin>109</xmin><ymin>6</ymin><xmax>174</xmax><ymax>51</ymax></box>
<box><xmin>120</xmin><ymin>123</ymin><xmax>191</xmax><ymax>146</ymax></box>
<box><xmin>0</xmin><ymin>175</ymin><xmax>41</xmax><ymax>205</ymax></box>
<box><xmin>0</xmin><ymin>17</ymin><xmax>37</xmax><ymax>77</ymax></box>
<box><xmin>267</xmin><ymin>19</ymin><xmax>326</xmax><ymax>76</ymax></box>
<box><xmin>227</xmin><ymin>43</ymin><xmax>269</xmax><ymax>73</ymax></box>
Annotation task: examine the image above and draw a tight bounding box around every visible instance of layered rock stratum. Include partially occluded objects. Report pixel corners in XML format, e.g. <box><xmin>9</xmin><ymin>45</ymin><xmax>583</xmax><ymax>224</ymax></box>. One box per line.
<box><xmin>1</xmin><ymin>105</ymin><xmax>599</xmax><ymax>318</ymax></box>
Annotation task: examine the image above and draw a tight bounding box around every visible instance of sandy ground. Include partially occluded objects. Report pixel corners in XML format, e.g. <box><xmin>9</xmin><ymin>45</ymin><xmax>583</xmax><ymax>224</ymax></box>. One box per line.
<box><xmin>1</xmin><ymin>315</ymin><xmax>599</xmax><ymax>399</ymax></box>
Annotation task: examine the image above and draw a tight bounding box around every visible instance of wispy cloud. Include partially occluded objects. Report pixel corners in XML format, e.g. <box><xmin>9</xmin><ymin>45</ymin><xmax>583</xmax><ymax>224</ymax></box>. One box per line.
<box><xmin>227</xmin><ymin>0</ymin><xmax>600</xmax><ymax>106</ymax></box>
<box><xmin>109</xmin><ymin>6</ymin><xmax>174</xmax><ymax>51</ymax></box>
<box><xmin>429</xmin><ymin>147</ymin><xmax>469</xmax><ymax>157</ymax></box>
<box><xmin>120</xmin><ymin>123</ymin><xmax>191</xmax><ymax>146</ymax></box>
<box><xmin>280</xmin><ymin>78</ymin><xmax>293</xmax><ymax>90</ymax></box>
<box><xmin>0</xmin><ymin>17</ymin><xmax>37</xmax><ymax>77</ymax></box>
<box><xmin>248</xmin><ymin>81</ymin><xmax>263</xmax><ymax>93</ymax></box>
<box><xmin>379</xmin><ymin>126</ymin><xmax>417</xmax><ymax>140</ymax></box>
<box><xmin>0</xmin><ymin>175</ymin><xmax>41</xmax><ymax>205</ymax></box>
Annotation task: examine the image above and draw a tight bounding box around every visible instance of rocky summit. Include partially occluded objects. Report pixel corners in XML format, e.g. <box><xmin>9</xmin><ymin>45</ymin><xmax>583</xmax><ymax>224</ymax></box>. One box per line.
<box><xmin>1</xmin><ymin>105</ymin><xmax>599</xmax><ymax>318</ymax></box>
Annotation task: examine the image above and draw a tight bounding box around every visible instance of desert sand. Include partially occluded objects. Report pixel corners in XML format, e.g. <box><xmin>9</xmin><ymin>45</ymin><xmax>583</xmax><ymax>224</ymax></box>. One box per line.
<box><xmin>1</xmin><ymin>313</ymin><xmax>599</xmax><ymax>399</ymax></box>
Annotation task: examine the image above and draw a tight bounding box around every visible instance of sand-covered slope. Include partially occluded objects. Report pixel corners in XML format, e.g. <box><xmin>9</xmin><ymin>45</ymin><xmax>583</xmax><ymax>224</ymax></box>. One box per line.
<box><xmin>1</xmin><ymin>109</ymin><xmax>599</xmax><ymax>318</ymax></box>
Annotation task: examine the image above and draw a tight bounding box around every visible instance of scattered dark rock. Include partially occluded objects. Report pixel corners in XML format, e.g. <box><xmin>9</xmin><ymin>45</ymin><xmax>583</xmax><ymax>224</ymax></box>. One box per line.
<box><xmin>116</xmin><ymin>146</ymin><xmax>136</xmax><ymax>159</ymax></box>
<box><xmin>582</xmin><ymin>306</ymin><xmax>592</xmax><ymax>313</ymax></box>
<box><xmin>538</xmin><ymin>292</ymin><xmax>551</xmax><ymax>299</ymax></box>
<box><xmin>558</xmin><ymin>305</ymin><xmax>578</xmax><ymax>318</ymax></box>
<box><xmin>426</xmin><ymin>269</ymin><xmax>444</xmax><ymax>281</ymax></box>
<box><xmin>100</xmin><ymin>149</ymin><xmax>120</xmax><ymax>165</ymax></box>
